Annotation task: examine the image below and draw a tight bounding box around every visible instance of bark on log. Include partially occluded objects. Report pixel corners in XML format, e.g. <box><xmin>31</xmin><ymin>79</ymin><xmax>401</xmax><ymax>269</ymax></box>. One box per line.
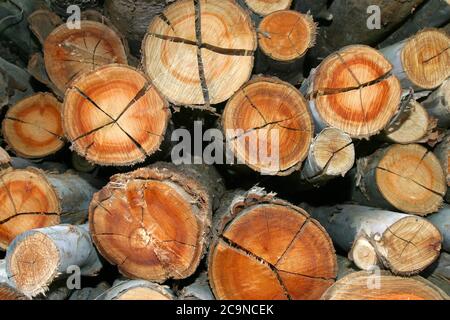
<box><xmin>2</xmin><ymin>93</ymin><xmax>65</xmax><ymax>159</ymax></box>
<box><xmin>321</xmin><ymin>271</ymin><xmax>448</xmax><ymax>300</ymax></box>
<box><xmin>309</xmin><ymin>204</ymin><xmax>442</xmax><ymax>275</ymax></box>
<box><xmin>300</xmin><ymin>128</ymin><xmax>355</xmax><ymax>185</ymax></box>
<box><xmin>96</xmin><ymin>280</ymin><xmax>175</xmax><ymax>300</ymax></box>
<box><xmin>301</xmin><ymin>45</ymin><xmax>402</xmax><ymax>139</ymax></box>
<box><xmin>222</xmin><ymin>77</ymin><xmax>314</xmax><ymax>175</ymax></box>
<box><xmin>142</xmin><ymin>0</ymin><xmax>257</xmax><ymax>109</ymax></box>
<box><xmin>5</xmin><ymin>223</ymin><xmax>102</xmax><ymax>297</ymax></box>
<box><xmin>208</xmin><ymin>187</ymin><xmax>337</xmax><ymax>300</ymax></box>
<box><xmin>69</xmin><ymin>282</ymin><xmax>110</xmax><ymax>300</ymax></box>
<box><xmin>89</xmin><ymin>163</ymin><xmax>225</xmax><ymax>282</ymax></box>
<box><xmin>380</xmin><ymin>29</ymin><xmax>450</xmax><ymax>91</ymax></box>
<box><xmin>48</xmin><ymin>0</ymin><xmax>100</xmax><ymax>17</ymax></box>
<box><xmin>178</xmin><ymin>272</ymin><xmax>214</xmax><ymax>300</ymax></box>
<box><xmin>0</xmin><ymin>168</ymin><xmax>97</xmax><ymax>250</ymax></box>
<box><xmin>0</xmin><ymin>57</ymin><xmax>34</xmax><ymax>109</ymax></box>
<box><xmin>434</xmin><ymin>132</ymin><xmax>449</xmax><ymax>202</ymax></box>
<box><xmin>63</xmin><ymin>64</ymin><xmax>170</xmax><ymax>166</ymax></box>
<box><xmin>422</xmin><ymin>79</ymin><xmax>450</xmax><ymax>128</ymax></box>
<box><xmin>353</xmin><ymin>144</ymin><xmax>447</xmax><ymax>215</ymax></box>
<box><xmin>428</xmin><ymin>205</ymin><xmax>450</xmax><ymax>252</ymax></box>
<box><xmin>44</xmin><ymin>20</ymin><xmax>128</xmax><ymax>93</ymax></box>
<box><xmin>308</xmin><ymin>0</ymin><xmax>425</xmax><ymax>63</ymax></box>
<box><xmin>0</xmin><ymin>283</ymin><xmax>29</xmax><ymax>300</ymax></box>
<box><xmin>379</xmin><ymin>0</ymin><xmax>450</xmax><ymax>48</ymax></box>
<box><xmin>293</xmin><ymin>0</ymin><xmax>332</xmax><ymax>21</ymax></box>
<box><xmin>27</xmin><ymin>53</ymin><xmax>63</xmax><ymax>98</ymax></box>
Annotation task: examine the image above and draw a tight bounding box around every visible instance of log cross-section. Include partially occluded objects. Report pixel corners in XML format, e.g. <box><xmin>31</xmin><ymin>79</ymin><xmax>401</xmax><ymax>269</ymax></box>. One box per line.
<box><xmin>142</xmin><ymin>0</ymin><xmax>257</xmax><ymax>108</ymax></box>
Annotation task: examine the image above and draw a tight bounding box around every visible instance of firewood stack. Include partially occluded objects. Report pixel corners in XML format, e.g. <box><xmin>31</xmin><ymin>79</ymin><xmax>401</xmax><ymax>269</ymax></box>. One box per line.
<box><xmin>0</xmin><ymin>0</ymin><xmax>448</xmax><ymax>300</ymax></box>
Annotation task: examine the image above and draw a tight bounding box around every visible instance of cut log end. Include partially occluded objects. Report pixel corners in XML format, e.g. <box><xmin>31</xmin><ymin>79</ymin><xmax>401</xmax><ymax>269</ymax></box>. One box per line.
<box><xmin>89</xmin><ymin>165</ymin><xmax>211</xmax><ymax>282</ymax></box>
<box><xmin>321</xmin><ymin>271</ymin><xmax>448</xmax><ymax>300</ymax></box>
<box><xmin>245</xmin><ymin>0</ymin><xmax>292</xmax><ymax>16</ymax></box>
<box><xmin>222</xmin><ymin>77</ymin><xmax>314</xmax><ymax>175</ymax></box>
<box><xmin>100</xmin><ymin>280</ymin><xmax>175</xmax><ymax>300</ymax></box>
<box><xmin>376</xmin><ymin>144</ymin><xmax>446</xmax><ymax>215</ymax></box>
<box><xmin>209</xmin><ymin>197</ymin><xmax>337</xmax><ymax>300</ymax></box>
<box><xmin>401</xmin><ymin>29</ymin><xmax>450</xmax><ymax>90</ymax></box>
<box><xmin>0</xmin><ymin>168</ymin><xmax>60</xmax><ymax>250</ymax></box>
<box><xmin>258</xmin><ymin>11</ymin><xmax>316</xmax><ymax>62</ymax></box>
<box><xmin>349</xmin><ymin>237</ymin><xmax>378</xmax><ymax>271</ymax></box>
<box><xmin>63</xmin><ymin>64</ymin><xmax>170</xmax><ymax>166</ymax></box>
<box><xmin>142</xmin><ymin>0</ymin><xmax>257</xmax><ymax>106</ymax></box>
<box><xmin>311</xmin><ymin>45</ymin><xmax>402</xmax><ymax>138</ymax></box>
<box><xmin>2</xmin><ymin>93</ymin><xmax>64</xmax><ymax>159</ymax></box>
<box><xmin>0</xmin><ymin>284</ymin><xmax>29</xmax><ymax>300</ymax></box>
<box><xmin>44</xmin><ymin>20</ymin><xmax>128</xmax><ymax>93</ymax></box>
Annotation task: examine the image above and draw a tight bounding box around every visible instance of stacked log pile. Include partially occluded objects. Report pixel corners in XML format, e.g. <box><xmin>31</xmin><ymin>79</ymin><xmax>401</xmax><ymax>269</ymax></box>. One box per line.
<box><xmin>0</xmin><ymin>0</ymin><xmax>448</xmax><ymax>301</ymax></box>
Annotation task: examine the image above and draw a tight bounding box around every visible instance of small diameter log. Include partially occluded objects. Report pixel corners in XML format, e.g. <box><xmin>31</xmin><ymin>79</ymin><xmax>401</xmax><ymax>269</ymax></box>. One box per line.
<box><xmin>243</xmin><ymin>0</ymin><xmax>292</xmax><ymax>17</ymax></box>
<box><xmin>178</xmin><ymin>272</ymin><xmax>214</xmax><ymax>300</ymax></box>
<box><xmin>300</xmin><ymin>128</ymin><xmax>355</xmax><ymax>185</ymax></box>
<box><xmin>2</xmin><ymin>93</ymin><xmax>65</xmax><ymax>159</ymax></box>
<box><xmin>5</xmin><ymin>224</ymin><xmax>102</xmax><ymax>297</ymax></box>
<box><xmin>434</xmin><ymin>132</ymin><xmax>449</xmax><ymax>202</ymax></box>
<box><xmin>97</xmin><ymin>280</ymin><xmax>175</xmax><ymax>300</ymax></box>
<box><xmin>0</xmin><ymin>168</ymin><xmax>97</xmax><ymax>250</ymax></box>
<box><xmin>379</xmin><ymin>0</ymin><xmax>450</xmax><ymax>48</ymax></box>
<box><xmin>310</xmin><ymin>204</ymin><xmax>442</xmax><ymax>275</ymax></box>
<box><xmin>383</xmin><ymin>100</ymin><xmax>431</xmax><ymax>144</ymax></box>
<box><xmin>0</xmin><ymin>147</ymin><xmax>11</xmax><ymax>169</ymax></box>
<box><xmin>321</xmin><ymin>271</ymin><xmax>448</xmax><ymax>300</ymax></box>
<box><xmin>222</xmin><ymin>77</ymin><xmax>314</xmax><ymax>175</ymax></box>
<box><xmin>380</xmin><ymin>29</ymin><xmax>450</xmax><ymax>91</ymax></box>
<box><xmin>142</xmin><ymin>0</ymin><xmax>257</xmax><ymax>108</ymax></box>
<box><xmin>422</xmin><ymin>79</ymin><xmax>450</xmax><ymax>128</ymax></box>
<box><xmin>63</xmin><ymin>64</ymin><xmax>170</xmax><ymax>166</ymax></box>
<box><xmin>89</xmin><ymin>163</ymin><xmax>225</xmax><ymax>282</ymax></box>
<box><xmin>28</xmin><ymin>53</ymin><xmax>63</xmax><ymax>98</ymax></box>
<box><xmin>0</xmin><ymin>284</ymin><xmax>29</xmax><ymax>300</ymax></box>
<box><xmin>301</xmin><ymin>45</ymin><xmax>402</xmax><ymax>139</ymax></box>
<box><xmin>353</xmin><ymin>144</ymin><xmax>447</xmax><ymax>215</ymax></box>
<box><xmin>208</xmin><ymin>187</ymin><xmax>337</xmax><ymax>300</ymax></box>
<box><xmin>428</xmin><ymin>205</ymin><xmax>450</xmax><ymax>252</ymax></box>
<box><xmin>257</xmin><ymin>11</ymin><xmax>316</xmax><ymax>76</ymax></box>
<box><xmin>44</xmin><ymin>20</ymin><xmax>128</xmax><ymax>93</ymax></box>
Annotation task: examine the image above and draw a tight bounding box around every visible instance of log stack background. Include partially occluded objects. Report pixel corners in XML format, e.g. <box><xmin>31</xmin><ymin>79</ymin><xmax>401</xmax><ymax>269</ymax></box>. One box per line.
<box><xmin>0</xmin><ymin>0</ymin><xmax>449</xmax><ymax>300</ymax></box>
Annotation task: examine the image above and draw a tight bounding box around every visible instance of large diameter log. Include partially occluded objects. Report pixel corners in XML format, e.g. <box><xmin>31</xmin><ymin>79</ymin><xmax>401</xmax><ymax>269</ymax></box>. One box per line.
<box><xmin>44</xmin><ymin>20</ymin><xmax>128</xmax><ymax>93</ymax></box>
<box><xmin>178</xmin><ymin>272</ymin><xmax>214</xmax><ymax>300</ymax></box>
<box><xmin>301</xmin><ymin>45</ymin><xmax>402</xmax><ymax>139</ymax></box>
<box><xmin>353</xmin><ymin>144</ymin><xmax>447</xmax><ymax>215</ymax></box>
<box><xmin>434</xmin><ymin>132</ymin><xmax>449</xmax><ymax>202</ymax></box>
<box><xmin>428</xmin><ymin>205</ymin><xmax>450</xmax><ymax>252</ymax></box>
<box><xmin>379</xmin><ymin>0</ymin><xmax>450</xmax><ymax>48</ymax></box>
<box><xmin>222</xmin><ymin>77</ymin><xmax>313</xmax><ymax>175</ymax></box>
<box><xmin>208</xmin><ymin>187</ymin><xmax>337</xmax><ymax>300</ymax></box>
<box><xmin>2</xmin><ymin>93</ymin><xmax>65</xmax><ymax>159</ymax></box>
<box><xmin>89</xmin><ymin>163</ymin><xmax>225</xmax><ymax>282</ymax></box>
<box><xmin>310</xmin><ymin>204</ymin><xmax>442</xmax><ymax>275</ymax></box>
<box><xmin>422</xmin><ymin>79</ymin><xmax>450</xmax><ymax>128</ymax></box>
<box><xmin>321</xmin><ymin>271</ymin><xmax>448</xmax><ymax>300</ymax></box>
<box><xmin>142</xmin><ymin>0</ymin><xmax>257</xmax><ymax>108</ymax></box>
<box><xmin>380</xmin><ymin>29</ymin><xmax>450</xmax><ymax>91</ymax></box>
<box><xmin>97</xmin><ymin>280</ymin><xmax>175</xmax><ymax>300</ymax></box>
<box><xmin>5</xmin><ymin>224</ymin><xmax>102</xmax><ymax>297</ymax></box>
<box><xmin>0</xmin><ymin>168</ymin><xmax>97</xmax><ymax>250</ymax></box>
<box><xmin>0</xmin><ymin>284</ymin><xmax>29</xmax><ymax>300</ymax></box>
<box><xmin>300</xmin><ymin>128</ymin><xmax>355</xmax><ymax>185</ymax></box>
<box><xmin>309</xmin><ymin>0</ymin><xmax>425</xmax><ymax>62</ymax></box>
<box><xmin>63</xmin><ymin>64</ymin><xmax>170</xmax><ymax>166</ymax></box>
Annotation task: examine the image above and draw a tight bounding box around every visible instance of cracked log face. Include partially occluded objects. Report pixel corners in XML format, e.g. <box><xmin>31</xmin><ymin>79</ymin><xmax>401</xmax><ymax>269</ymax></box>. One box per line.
<box><xmin>0</xmin><ymin>284</ymin><xmax>29</xmax><ymax>300</ymax></box>
<box><xmin>401</xmin><ymin>29</ymin><xmax>450</xmax><ymax>90</ymax></box>
<box><xmin>310</xmin><ymin>45</ymin><xmax>401</xmax><ymax>138</ymax></box>
<box><xmin>258</xmin><ymin>10</ymin><xmax>315</xmax><ymax>63</ymax></box>
<box><xmin>222</xmin><ymin>77</ymin><xmax>313</xmax><ymax>175</ymax></box>
<box><xmin>209</xmin><ymin>202</ymin><xmax>337</xmax><ymax>300</ymax></box>
<box><xmin>2</xmin><ymin>93</ymin><xmax>64</xmax><ymax>159</ymax></box>
<box><xmin>63</xmin><ymin>64</ymin><xmax>170</xmax><ymax>166</ymax></box>
<box><xmin>89</xmin><ymin>165</ymin><xmax>211</xmax><ymax>282</ymax></box>
<box><xmin>0</xmin><ymin>169</ymin><xmax>60</xmax><ymax>250</ymax></box>
<box><xmin>142</xmin><ymin>0</ymin><xmax>257</xmax><ymax>107</ymax></box>
<box><xmin>321</xmin><ymin>271</ymin><xmax>448</xmax><ymax>300</ymax></box>
<box><xmin>44</xmin><ymin>20</ymin><xmax>128</xmax><ymax>93</ymax></box>
<box><xmin>245</xmin><ymin>0</ymin><xmax>292</xmax><ymax>16</ymax></box>
<box><xmin>376</xmin><ymin>144</ymin><xmax>446</xmax><ymax>215</ymax></box>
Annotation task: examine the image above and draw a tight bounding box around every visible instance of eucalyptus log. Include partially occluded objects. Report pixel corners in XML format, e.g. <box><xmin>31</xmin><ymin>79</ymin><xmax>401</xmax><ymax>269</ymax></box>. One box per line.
<box><xmin>293</xmin><ymin>0</ymin><xmax>332</xmax><ymax>21</ymax></box>
<box><xmin>0</xmin><ymin>168</ymin><xmax>97</xmax><ymax>250</ymax></box>
<box><xmin>69</xmin><ymin>282</ymin><xmax>110</xmax><ymax>300</ymax></box>
<box><xmin>27</xmin><ymin>9</ymin><xmax>62</xmax><ymax>45</ymax></box>
<box><xmin>96</xmin><ymin>280</ymin><xmax>175</xmax><ymax>300</ymax></box>
<box><xmin>422</xmin><ymin>79</ymin><xmax>450</xmax><ymax>128</ymax></box>
<box><xmin>434</xmin><ymin>132</ymin><xmax>449</xmax><ymax>202</ymax></box>
<box><xmin>428</xmin><ymin>205</ymin><xmax>450</xmax><ymax>252</ymax></box>
<box><xmin>353</xmin><ymin>144</ymin><xmax>447</xmax><ymax>215</ymax></box>
<box><xmin>301</xmin><ymin>45</ymin><xmax>402</xmax><ymax>139</ymax></box>
<box><xmin>208</xmin><ymin>187</ymin><xmax>337</xmax><ymax>300</ymax></box>
<box><xmin>178</xmin><ymin>272</ymin><xmax>214</xmax><ymax>300</ymax></box>
<box><xmin>0</xmin><ymin>57</ymin><xmax>34</xmax><ymax>109</ymax></box>
<box><xmin>243</xmin><ymin>0</ymin><xmax>292</xmax><ymax>17</ymax></box>
<box><xmin>27</xmin><ymin>53</ymin><xmax>63</xmax><ymax>98</ymax></box>
<box><xmin>381</xmin><ymin>29</ymin><xmax>450</xmax><ymax>91</ymax></box>
<box><xmin>63</xmin><ymin>64</ymin><xmax>170</xmax><ymax>166</ymax></box>
<box><xmin>48</xmin><ymin>0</ymin><xmax>99</xmax><ymax>17</ymax></box>
<box><xmin>0</xmin><ymin>283</ymin><xmax>29</xmax><ymax>300</ymax></box>
<box><xmin>310</xmin><ymin>204</ymin><xmax>442</xmax><ymax>275</ymax></box>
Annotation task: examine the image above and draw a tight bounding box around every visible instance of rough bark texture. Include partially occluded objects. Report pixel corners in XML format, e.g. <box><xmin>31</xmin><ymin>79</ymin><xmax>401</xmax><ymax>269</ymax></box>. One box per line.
<box><xmin>49</xmin><ymin>0</ymin><xmax>100</xmax><ymax>17</ymax></box>
<box><xmin>0</xmin><ymin>57</ymin><xmax>34</xmax><ymax>110</ymax></box>
<box><xmin>69</xmin><ymin>282</ymin><xmax>110</xmax><ymax>300</ymax></box>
